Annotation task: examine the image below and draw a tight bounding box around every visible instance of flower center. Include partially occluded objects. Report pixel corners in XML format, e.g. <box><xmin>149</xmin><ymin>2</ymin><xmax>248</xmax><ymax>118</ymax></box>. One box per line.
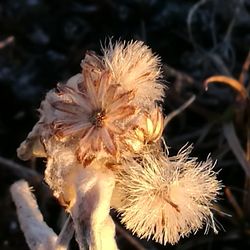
<box><xmin>90</xmin><ymin>109</ymin><xmax>106</xmax><ymax>127</ymax></box>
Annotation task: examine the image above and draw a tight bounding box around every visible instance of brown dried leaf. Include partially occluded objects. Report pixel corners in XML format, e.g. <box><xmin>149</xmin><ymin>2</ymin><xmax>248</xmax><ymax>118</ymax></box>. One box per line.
<box><xmin>204</xmin><ymin>75</ymin><xmax>248</xmax><ymax>100</ymax></box>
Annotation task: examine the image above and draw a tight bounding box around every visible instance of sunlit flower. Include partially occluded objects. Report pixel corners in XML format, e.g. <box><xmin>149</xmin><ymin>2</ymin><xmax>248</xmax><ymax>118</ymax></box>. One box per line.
<box><xmin>103</xmin><ymin>40</ymin><xmax>165</xmax><ymax>107</ymax></box>
<box><xmin>17</xmin><ymin>41</ymin><xmax>165</xmax><ymax>166</ymax></box>
<box><xmin>134</xmin><ymin>107</ymin><xmax>164</xmax><ymax>143</ymax></box>
<box><xmin>49</xmin><ymin>69</ymin><xmax>136</xmax><ymax>163</ymax></box>
<box><xmin>115</xmin><ymin>146</ymin><xmax>221</xmax><ymax>245</ymax></box>
<box><xmin>16</xmin><ymin>40</ymin><xmax>222</xmax><ymax>248</ymax></box>
<box><xmin>124</xmin><ymin>107</ymin><xmax>164</xmax><ymax>152</ymax></box>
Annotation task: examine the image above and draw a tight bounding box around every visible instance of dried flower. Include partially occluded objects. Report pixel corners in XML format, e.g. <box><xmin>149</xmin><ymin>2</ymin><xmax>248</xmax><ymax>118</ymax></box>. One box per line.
<box><xmin>124</xmin><ymin>107</ymin><xmax>164</xmax><ymax>152</ymax></box>
<box><xmin>18</xmin><ymin>41</ymin><xmax>164</xmax><ymax>165</ymax></box>
<box><xmin>134</xmin><ymin>107</ymin><xmax>164</xmax><ymax>143</ymax></box>
<box><xmin>16</xmin><ymin>40</ymin><xmax>221</xmax><ymax>249</ymax></box>
<box><xmin>44</xmin><ymin>138</ymin><xmax>81</xmax><ymax>205</ymax></box>
<box><xmin>115</xmin><ymin>146</ymin><xmax>221</xmax><ymax>245</ymax></box>
<box><xmin>50</xmin><ymin>72</ymin><xmax>136</xmax><ymax>163</ymax></box>
<box><xmin>103</xmin><ymin>40</ymin><xmax>165</xmax><ymax>107</ymax></box>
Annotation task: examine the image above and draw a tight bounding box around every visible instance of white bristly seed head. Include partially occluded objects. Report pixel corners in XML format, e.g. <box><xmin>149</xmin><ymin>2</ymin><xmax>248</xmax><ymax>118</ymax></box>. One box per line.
<box><xmin>114</xmin><ymin>146</ymin><xmax>221</xmax><ymax>245</ymax></box>
<box><xmin>103</xmin><ymin>40</ymin><xmax>165</xmax><ymax>107</ymax></box>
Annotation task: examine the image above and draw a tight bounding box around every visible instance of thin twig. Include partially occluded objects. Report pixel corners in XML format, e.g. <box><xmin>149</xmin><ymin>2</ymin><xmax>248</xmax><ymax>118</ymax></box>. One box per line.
<box><xmin>115</xmin><ymin>223</ymin><xmax>146</xmax><ymax>250</ymax></box>
<box><xmin>195</xmin><ymin>123</ymin><xmax>213</xmax><ymax>146</ymax></box>
<box><xmin>224</xmin><ymin>187</ymin><xmax>244</xmax><ymax>219</ymax></box>
<box><xmin>206</xmin><ymin>53</ymin><xmax>232</xmax><ymax>76</ymax></box>
<box><xmin>239</xmin><ymin>50</ymin><xmax>250</xmax><ymax>85</ymax></box>
<box><xmin>187</xmin><ymin>0</ymin><xmax>208</xmax><ymax>50</ymax></box>
<box><xmin>223</xmin><ymin>0</ymin><xmax>244</xmax><ymax>42</ymax></box>
<box><xmin>223</xmin><ymin>122</ymin><xmax>250</xmax><ymax>177</ymax></box>
<box><xmin>0</xmin><ymin>36</ymin><xmax>14</xmax><ymax>49</ymax></box>
<box><xmin>0</xmin><ymin>155</ymin><xmax>42</xmax><ymax>182</ymax></box>
<box><xmin>163</xmin><ymin>65</ymin><xmax>195</xmax><ymax>85</ymax></box>
<box><xmin>55</xmin><ymin>216</ymin><xmax>74</xmax><ymax>250</ymax></box>
<box><xmin>210</xmin><ymin>2</ymin><xmax>217</xmax><ymax>46</ymax></box>
<box><xmin>243</xmin><ymin>100</ymin><xmax>250</xmax><ymax>215</ymax></box>
<box><xmin>164</xmin><ymin>95</ymin><xmax>196</xmax><ymax>127</ymax></box>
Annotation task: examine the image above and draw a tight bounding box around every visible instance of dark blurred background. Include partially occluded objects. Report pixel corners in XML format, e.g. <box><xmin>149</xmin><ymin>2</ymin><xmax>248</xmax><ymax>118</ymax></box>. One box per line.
<box><xmin>0</xmin><ymin>0</ymin><xmax>250</xmax><ymax>249</ymax></box>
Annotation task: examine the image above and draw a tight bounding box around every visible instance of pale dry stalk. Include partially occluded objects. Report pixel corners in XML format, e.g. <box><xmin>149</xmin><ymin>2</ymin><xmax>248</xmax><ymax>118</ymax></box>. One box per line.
<box><xmin>10</xmin><ymin>180</ymin><xmax>58</xmax><ymax>250</ymax></box>
<box><xmin>70</xmin><ymin>168</ymin><xmax>117</xmax><ymax>250</ymax></box>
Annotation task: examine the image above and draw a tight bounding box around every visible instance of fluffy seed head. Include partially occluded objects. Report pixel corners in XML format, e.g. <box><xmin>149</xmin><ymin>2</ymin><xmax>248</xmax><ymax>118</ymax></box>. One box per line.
<box><xmin>103</xmin><ymin>40</ymin><xmax>164</xmax><ymax>107</ymax></box>
<box><xmin>30</xmin><ymin>40</ymin><xmax>165</xmax><ymax>165</ymax></box>
<box><xmin>115</xmin><ymin>146</ymin><xmax>221</xmax><ymax>245</ymax></box>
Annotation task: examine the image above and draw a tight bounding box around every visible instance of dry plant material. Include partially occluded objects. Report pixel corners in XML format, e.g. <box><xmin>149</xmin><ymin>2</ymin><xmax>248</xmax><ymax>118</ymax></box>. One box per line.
<box><xmin>0</xmin><ymin>35</ymin><xmax>14</xmax><ymax>49</ymax></box>
<box><xmin>115</xmin><ymin>146</ymin><xmax>220</xmax><ymax>245</ymax></box>
<box><xmin>10</xmin><ymin>180</ymin><xmax>58</xmax><ymax>250</ymax></box>
<box><xmin>239</xmin><ymin>50</ymin><xmax>250</xmax><ymax>85</ymax></box>
<box><xmin>13</xmin><ymin>40</ymin><xmax>221</xmax><ymax>249</ymax></box>
<box><xmin>204</xmin><ymin>50</ymin><xmax>250</xmax><ymax>218</ymax></box>
<box><xmin>204</xmin><ymin>75</ymin><xmax>249</xmax><ymax>100</ymax></box>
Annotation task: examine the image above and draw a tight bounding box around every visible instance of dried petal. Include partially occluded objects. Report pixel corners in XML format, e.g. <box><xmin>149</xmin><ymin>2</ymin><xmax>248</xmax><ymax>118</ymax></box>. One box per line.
<box><xmin>107</xmin><ymin>106</ymin><xmax>136</xmax><ymax>122</ymax></box>
<box><xmin>101</xmin><ymin>127</ymin><xmax>117</xmax><ymax>155</ymax></box>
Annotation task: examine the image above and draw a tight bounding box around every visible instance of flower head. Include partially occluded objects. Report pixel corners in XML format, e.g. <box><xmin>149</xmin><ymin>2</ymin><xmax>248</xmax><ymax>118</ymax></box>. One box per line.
<box><xmin>16</xmin><ymin>40</ymin><xmax>222</xmax><ymax>247</ymax></box>
<box><xmin>49</xmin><ymin>70</ymin><xmax>136</xmax><ymax>163</ymax></box>
<box><xmin>30</xmin><ymin>41</ymin><xmax>165</xmax><ymax>165</ymax></box>
<box><xmin>103</xmin><ymin>41</ymin><xmax>164</xmax><ymax>107</ymax></box>
<box><xmin>115</xmin><ymin>146</ymin><xmax>221</xmax><ymax>245</ymax></box>
<box><xmin>124</xmin><ymin>107</ymin><xmax>164</xmax><ymax>153</ymax></box>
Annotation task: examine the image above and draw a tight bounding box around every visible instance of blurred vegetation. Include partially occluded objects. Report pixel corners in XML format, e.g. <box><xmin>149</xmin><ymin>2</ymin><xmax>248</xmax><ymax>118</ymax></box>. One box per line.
<box><xmin>0</xmin><ymin>0</ymin><xmax>250</xmax><ymax>249</ymax></box>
